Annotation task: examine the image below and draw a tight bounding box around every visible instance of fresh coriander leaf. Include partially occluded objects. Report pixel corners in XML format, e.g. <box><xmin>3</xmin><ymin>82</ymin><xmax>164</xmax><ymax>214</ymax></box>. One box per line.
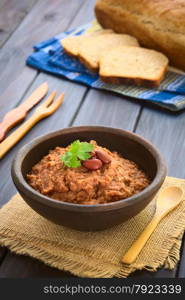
<box><xmin>61</xmin><ymin>140</ymin><xmax>94</xmax><ymax>168</ymax></box>
<box><xmin>61</xmin><ymin>151</ymin><xmax>73</xmax><ymax>162</ymax></box>
<box><xmin>61</xmin><ymin>152</ymin><xmax>74</xmax><ymax>166</ymax></box>
<box><xmin>77</xmin><ymin>152</ymin><xmax>91</xmax><ymax>161</ymax></box>
<box><xmin>69</xmin><ymin>140</ymin><xmax>81</xmax><ymax>153</ymax></box>
<box><xmin>80</xmin><ymin>142</ymin><xmax>94</xmax><ymax>153</ymax></box>
<box><xmin>63</xmin><ymin>159</ymin><xmax>73</xmax><ymax>168</ymax></box>
<box><xmin>61</xmin><ymin>152</ymin><xmax>81</xmax><ymax>168</ymax></box>
<box><xmin>69</xmin><ymin>157</ymin><xmax>81</xmax><ymax>168</ymax></box>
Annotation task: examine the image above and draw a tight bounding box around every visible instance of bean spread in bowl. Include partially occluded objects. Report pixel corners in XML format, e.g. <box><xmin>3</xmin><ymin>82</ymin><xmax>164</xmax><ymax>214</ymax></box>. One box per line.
<box><xmin>27</xmin><ymin>140</ymin><xmax>150</xmax><ymax>205</ymax></box>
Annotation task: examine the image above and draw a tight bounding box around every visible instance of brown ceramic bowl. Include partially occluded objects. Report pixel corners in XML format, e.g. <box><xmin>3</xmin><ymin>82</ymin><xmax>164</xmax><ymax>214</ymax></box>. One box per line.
<box><xmin>11</xmin><ymin>126</ymin><xmax>167</xmax><ymax>231</ymax></box>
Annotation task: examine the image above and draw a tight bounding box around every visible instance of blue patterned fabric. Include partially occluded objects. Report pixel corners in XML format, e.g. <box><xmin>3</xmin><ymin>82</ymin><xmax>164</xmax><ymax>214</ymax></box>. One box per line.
<box><xmin>27</xmin><ymin>22</ymin><xmax>185</xmax><ymax>111</ymax></box>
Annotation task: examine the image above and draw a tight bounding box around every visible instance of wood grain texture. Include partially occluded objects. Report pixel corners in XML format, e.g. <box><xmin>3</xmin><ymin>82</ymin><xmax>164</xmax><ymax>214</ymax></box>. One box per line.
<box><xmin>72</xmin><ymin>91</ymin><xmax>180</xmax><ymax>278</ymax></box>
<box><xmin>0</xmin><ymin>73</ymin><xmax>86</xmax><ymax>207</ymax></box>
<box><xmin>0</xmin><ymin>0</ymin><xmax>97</xmax><ymax>207</ymax></box>
<box><xmin>130</xmin><ymin>269</ymin><xmax>177</xmax><ymax>278</ymax></box>
<box><xmin>134</xmin><ymin>104</ymin><xmax>185</xmax><ymax>278</ymax></box>
<box><xmin>0</xmin><ymin>0</ymin><xmax>88</xmax><ymax>206</ymax></box>
<box><xmin>135</xmin><ymin>107</ymin><xmax>185</xmax><ymax>178</ymax></box>
<box><xmin>73</xmin><ymin>89</ymin><xmax>141</xmax><ymax>130</ymax></box>
<box><xmin>0</xmin><ymin>68</ymin><xmax>37</xmax><ymax>121</ymax></box>
<box><xmin>0</xmin><ymin>82</ymin><xmax>48</xmax><ymax>142</ymax></box>
<box><xmin>0</xmin><ymin>251</ymin><xmax>73</xmax><ymax>278</ymax></box>
<box><xmin>0</xmin><ymin>0</ymin><xmax>84</xmax><ymax>97</ymax></box>
<box><xmin>0</xmin><ymin>0</ymin><xmax>92</xmax><ymax>276</ymax></box>
<box><xmin>0</xmin><ymin>0</ymin><xmax>95</xmax><ymax>121</ymax></box>
<box><xmin>0</xmin><ymin>0</ymin><xmax>184</xmax><ymax>279</ymax></box>
<box><xmin>0</xmin><ymin>0</ymin><xmax>38</xmax><ymax>48</ymax></box>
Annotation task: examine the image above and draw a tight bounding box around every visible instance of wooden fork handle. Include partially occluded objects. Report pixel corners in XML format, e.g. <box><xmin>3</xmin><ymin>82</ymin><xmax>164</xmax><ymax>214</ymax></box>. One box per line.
<box><xmin>0</xmin><ymin>112</ymin><xmax>44</xmax><ymax>159</ymax></box>
<box><xmin>122</xmin><ymin>215</ymin><xmax>161</xmax><ymax>264</ymax></box>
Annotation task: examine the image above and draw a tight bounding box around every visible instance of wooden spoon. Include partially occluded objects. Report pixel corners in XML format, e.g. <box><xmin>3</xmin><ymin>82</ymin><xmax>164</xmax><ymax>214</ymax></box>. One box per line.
<box><xmin>122</xmin><ymin>186</ymin><xmax>183</xmax><ymax>264</ymax></box>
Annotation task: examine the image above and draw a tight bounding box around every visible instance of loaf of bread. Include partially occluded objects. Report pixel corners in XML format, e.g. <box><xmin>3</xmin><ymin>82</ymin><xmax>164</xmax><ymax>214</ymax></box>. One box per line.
<box><xmin>99</xmin><ymin>46</ymin><xmax>169</xmax><ymax>87</ymax></box>
<box><xmin>95</xmin><ymin>0</ymin><xmax>185</xmax><ymax>71</ymax></box>
<box><xmin>78</xmin><ymin>33</ymin><xmax>139</xmax><ymax>72</ymax></box>
<box><xmin>61</xmin><ymin>29</ymin><xmax>113</xmax><ymax>57</ymax></box>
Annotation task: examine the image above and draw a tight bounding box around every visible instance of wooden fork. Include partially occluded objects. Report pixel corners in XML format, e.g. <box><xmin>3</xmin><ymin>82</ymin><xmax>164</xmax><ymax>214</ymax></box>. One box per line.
<box><xmin>0</xmin><ymin>91</ymin><xmax>64</xmax><ymax>159</ymax></box>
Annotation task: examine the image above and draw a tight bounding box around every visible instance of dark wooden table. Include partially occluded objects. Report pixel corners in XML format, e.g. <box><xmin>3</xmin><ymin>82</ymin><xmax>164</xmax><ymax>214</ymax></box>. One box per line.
<box><xmin>0</xmin><ymin>0</ymin><xmax>185</xmax><ymax>278</ymax></box>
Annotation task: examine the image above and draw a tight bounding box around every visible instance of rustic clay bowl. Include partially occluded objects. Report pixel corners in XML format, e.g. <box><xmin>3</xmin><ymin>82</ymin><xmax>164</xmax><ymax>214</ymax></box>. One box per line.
<box><xmin>11</xmin><ymin>126</ymin><xmax>167</xmax><ymax>231</ymax></box>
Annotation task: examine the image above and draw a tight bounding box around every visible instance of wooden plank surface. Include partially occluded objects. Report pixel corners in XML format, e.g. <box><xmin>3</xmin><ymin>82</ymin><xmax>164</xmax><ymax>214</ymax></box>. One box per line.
<box><xmin>0</xmin><ymin>0</ymin><xmax>89</xmax><ymax>276</ymax></box>
<box><xmin>73</xmin><ymin>89</ymin><xmax>141</xmax><ymax>130</ymax></box>
<box><xmin>0</xmin><ymin>0</ymin><xmax>97</xmax><ymax>278</ymax></box>
<box><xmin>72</xmin><ymin>91</ymin><xmax>179</xmax><ymax>279</ymax></box>
<box><xmin>0</xmin><ymin>251</ymin><xmax>73</xmax><ymax>278</ymax></box>
<box><xmin>0</xmin><ymin>0</ymin><xmax>84</xmax><ymax>97</ymax></box>
<box><xmin>0</xmin><ymin>74</ymin><xmax>86</xmax><ymax>207</ymax></box>
<box><xmin>0</xmin><ymin>0</ymin><xmax>38</xmax><ymax>48</ymax></box>
<box><xmin>0</xmin><ymin>0</ymin><xmax>96</xmax><ymax>206</ymax></box>
<box><xmin>134</xmin><ymin>104</ymin><xmax>185</xmax><ymax>278</ymax></box>
<box><xmin>0</xmin><ymin>0</ymin><xmax>95</xmax><ymax>121</ymax></box>
<box><xmin>0</xmin><ymin>0</ymin><xmax>184</xmax><ymax>279</ymax></box>
<box><xmin>135</xmin><ymin>106</ymin><xmax>185</xmax><ymax>178</ymax></box>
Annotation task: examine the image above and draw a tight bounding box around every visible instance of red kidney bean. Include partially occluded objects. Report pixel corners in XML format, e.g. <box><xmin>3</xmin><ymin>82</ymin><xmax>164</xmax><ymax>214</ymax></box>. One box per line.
<box><xmin>83</xmin><ymin>158</ymin><xmax>102</xmax><ymax>170</ymax></box>
<box><xmin>95</xmin><ymin>150</ymin><xmax>111</xmax><ymax>164</ymax></box>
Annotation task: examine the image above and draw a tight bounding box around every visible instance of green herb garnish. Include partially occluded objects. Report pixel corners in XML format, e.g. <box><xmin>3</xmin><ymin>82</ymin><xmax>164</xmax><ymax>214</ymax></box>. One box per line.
<box><xmin>61</xmin><ymin>140</ymin><xmax>94</xmax><ymax>168</ymax></box>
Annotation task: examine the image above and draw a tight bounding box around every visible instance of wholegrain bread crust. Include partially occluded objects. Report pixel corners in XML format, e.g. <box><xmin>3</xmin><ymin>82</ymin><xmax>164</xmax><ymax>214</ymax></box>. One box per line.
<box><xmin>99</xmin><ymin>46</ymin><xmax>168</xmax><ymax>87</ymax></box>
<box><xmin>100</xmin><ymin>70</ymin><xmax>167</xmax><ymax>88</ymax></box>
<box><xmin>95</xmin><ymin>0</ymin><xmax>185</xmax><ymax>70</ymax></box>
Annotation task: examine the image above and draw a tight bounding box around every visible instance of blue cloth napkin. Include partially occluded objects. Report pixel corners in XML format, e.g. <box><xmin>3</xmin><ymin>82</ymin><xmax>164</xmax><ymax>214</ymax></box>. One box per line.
<box><xmin>27</xmin><ymin>22</ymin><xmax>185</xmax><ymax>111</ymax></box>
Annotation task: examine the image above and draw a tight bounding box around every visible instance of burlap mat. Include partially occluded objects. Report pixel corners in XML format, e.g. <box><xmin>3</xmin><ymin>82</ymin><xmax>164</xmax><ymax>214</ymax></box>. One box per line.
<box><xmin>0</xmin><ymin>176</ymin><xmax>185</xmax><ymax>278</ymax></box>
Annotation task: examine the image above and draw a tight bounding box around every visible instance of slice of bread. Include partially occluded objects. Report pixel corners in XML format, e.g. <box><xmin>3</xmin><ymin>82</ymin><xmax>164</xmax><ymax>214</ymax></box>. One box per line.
<box><xmin>78</xmin><ymin>33</ymin><xmax>140</xmax><ymax>72</ymax></box>
<box><xmin>99</xmin><ymin>46</ymin><xmax>169</xmax><ymax>87</ymax></box>
<box><xmin>61</xmin><ymin>29</ymin><xmax>113</xmax><ymax>57</ymax></box>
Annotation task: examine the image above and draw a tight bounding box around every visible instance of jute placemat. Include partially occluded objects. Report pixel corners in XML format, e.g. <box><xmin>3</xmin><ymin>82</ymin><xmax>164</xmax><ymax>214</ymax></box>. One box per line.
<box><xmin>0</xmin><ymin>176</ymin><xmax>185</xmax><ymax>278</ymax></box>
